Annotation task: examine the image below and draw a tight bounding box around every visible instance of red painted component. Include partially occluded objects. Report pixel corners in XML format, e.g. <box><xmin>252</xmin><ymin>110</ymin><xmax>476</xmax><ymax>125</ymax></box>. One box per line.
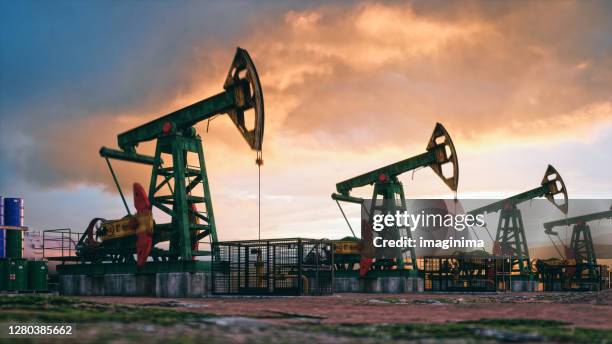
<box><xmin>136</xmin><ymin>232</ymin><xmax>153</xmax><ymax>267</ymax></box>
<box><xmin>378</xmin><ymin>173</ymin><xmax>387</xmax><ymax>182</ymax></box>
<box><xmin>84</xmin><ymin>218</ymin><xmax>105</xmax><ymax>248</ymax></box>
<box><xmin>133</xmin><ymin>182</ymin><xmax>153</xmax><ymax>267</ymax></box>
<box><xmin>162</xmin><ymin>122</ymin><xmax>172</xmax><ymax>134</ymax></box>
<box><xmin>188</xmin><ymin>202</ymin><xmax>199</xmax><ymax>224</ymax></box>
<box><xmin>492</xmin><ymin>241</ymin><xmax>502</xmax><ymax>256</ymax></box>
<box><xmin>359</xmin><ymin>258</ymin><xmax>374</xmax><ymax>278</ymax></box>
<box><xmin>361</xmin><ymin>220</ymin><xmax>374</xmax><ymax>257</ymax></box>
<box><xmin>133</xmin><ymin>183</ymin><xmax>151</xmax><ymax>213</ymax></box>
<box><xmin>189</xmin><ymin>202</ymin><xmax>199</xmax><ymax>259</ymax></box>
<box><xmin>359</xmin><ymin>219</ymin><xmax>375</xmax><ymax>277</ymax></box>
<box><xmin>493</xmin><ymin>241</ymin><xmax>516</xmax><ymax>257</ymax></box>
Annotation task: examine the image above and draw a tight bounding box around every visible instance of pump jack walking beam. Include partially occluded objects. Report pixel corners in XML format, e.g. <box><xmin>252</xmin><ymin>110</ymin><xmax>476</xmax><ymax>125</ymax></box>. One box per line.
<box><xmin>102</xmin><ymin>47</ymin><xmax>263</xmax><ymax>157</ymax></box>
<box><xmin>544</xmin><ymin>210</ymin><xmax>612</xmax><ymax>234</ymax></box>
<box><xmin>332</xmin><ymin>123</ymin><xmax>458</xmax><ymax>276</ymax></box>
<box><xmin>468</xmin><ymin>165</ymin><xmax>568</xmax><ymax>216</ymax></box>
<box><xmin>333</xmin><ymin>123</ymin><xmax>458</xmax><ymax>199</ymax></box>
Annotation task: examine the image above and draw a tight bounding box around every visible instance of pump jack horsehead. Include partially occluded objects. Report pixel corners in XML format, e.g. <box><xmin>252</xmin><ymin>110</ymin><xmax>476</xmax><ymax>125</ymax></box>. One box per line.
<box><xmin>77</xmin><ymin>48</ymin><xmax>264</xmax><ymax>266</ymax></box>
<box><xmin>332</xmin><ymin>123</ymin><xmax>459</xmax><ymax>277</ymax></box>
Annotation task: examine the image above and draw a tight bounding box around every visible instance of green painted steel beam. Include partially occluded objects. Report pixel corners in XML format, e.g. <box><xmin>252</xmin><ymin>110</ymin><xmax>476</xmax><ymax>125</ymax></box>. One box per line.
<box><xmin>99</xmin><ymin>147</ymin><xmax>157</xmax><ymax>165</ymax></box>
<box><xmin>544</xmin><ymin>210</ymin><xmax>612</xmax><ymax>230</ymax></box>
<box><xmin>117</xmin><ymin>87</ymin><xmax>238</xmax><ymax>150</ymax></box>
<box><xmin>331</xmin><ymin>193</ymin><xmax>364</xmax><ymax>204</ymax></box>
<box><xmin>468</xmin><ymin>185</ymin><xmax>550</xmax><ymax>216</ymax></box>
<box><xmin>335</xmin><ymin>150</ymin><xmax>436</xmax><ymax>195</ymax></box>
<box><xmin>155</xmin><ymin>195</ymin><xmax>206</xmax><ymax>203</ymax></box>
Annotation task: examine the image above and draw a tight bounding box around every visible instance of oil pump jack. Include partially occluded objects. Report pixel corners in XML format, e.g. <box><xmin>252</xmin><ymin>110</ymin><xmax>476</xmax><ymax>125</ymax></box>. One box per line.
<box><xmin>468</xmin><ymin>165</ymin><xmax>568</xmax><ymax>278</ymax></box>
<box><xmin>541</xmin><ymin>207</ymin><xmax>612</xmax><ymax>287</ymax></box>
<box><xmin>73</xmin><ymin>48</ymin><xmax>264</xmax><ymax>270</ymax></box>
<box><xmin>331</xmin><ymin>123</ymin><xmax>459</xmax><ymax>277</ymax></box>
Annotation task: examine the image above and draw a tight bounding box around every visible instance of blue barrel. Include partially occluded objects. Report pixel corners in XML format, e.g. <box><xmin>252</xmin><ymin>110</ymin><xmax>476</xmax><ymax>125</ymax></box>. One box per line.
<box><xmin>0</xmin><ymin>196</ymin><xmax>4</xmax><ymax>258</ymax></box>
<box><xmin>3</xmin><ymin>198</ymin><xmax>23</xmax><ymax>259</ymax></box>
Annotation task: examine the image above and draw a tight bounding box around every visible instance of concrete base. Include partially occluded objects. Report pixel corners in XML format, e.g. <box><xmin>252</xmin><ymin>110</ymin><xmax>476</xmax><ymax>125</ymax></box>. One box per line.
<box><xmin>334</xmin><ymin>277</ymin><xmax>361</xmax><ymax>293</ymax></box>
<box><xmin>408</xmin><ymin>277</ymin><xmax>425</xmax><ymax>292</ymax></box>
<box><xmin>510</xmin><ymin>280</ymin><xmax>538</xmax><ymax>292</ymax></box>
<box><xmin>334</xmin><ymin>277</ymin><xmax>424</xmax><ymax>293</ymax></box>
<box><xmin>156</xmin><ymin>273</ymin><xmax>206</xmax><ymax>298</ymax></box>
<box><xmin>59</xmin><ymin>272</ymin><xmax>207</xmax><ymax>297</ymax></box>
<box><xmin>306</xmin><ymin>277</ymin><xmax>334</xmax><ymax>295</ymax></box>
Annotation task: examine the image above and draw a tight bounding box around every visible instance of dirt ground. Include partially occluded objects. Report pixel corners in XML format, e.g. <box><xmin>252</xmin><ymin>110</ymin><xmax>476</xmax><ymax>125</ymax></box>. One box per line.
<box><xmin>81</xmin><ymin>290</ymin><xmax>612</xmax><ymax>330</ymax></box>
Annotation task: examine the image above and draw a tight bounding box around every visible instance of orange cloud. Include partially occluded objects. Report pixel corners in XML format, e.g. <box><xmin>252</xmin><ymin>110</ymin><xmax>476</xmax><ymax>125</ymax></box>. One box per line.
<box><xmin>9</xmin><ymin>2</ymin><xmax>610</xmax><ymax>241</ymax></box>
<box><xmin>232</xmin><ymin>2</ymin><xmax>611</xmax><ymax>148</ymax></box>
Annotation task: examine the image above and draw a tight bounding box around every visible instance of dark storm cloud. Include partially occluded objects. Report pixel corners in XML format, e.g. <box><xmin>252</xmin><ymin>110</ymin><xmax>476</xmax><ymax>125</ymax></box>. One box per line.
<box><xmin>1</xmin><ymin>1</ymin><xmax>256</xmax><ymax>120</ymax></box>
<box><xmin>0</xmin><ymin>0</ymin><xmax>314</xmax><ymax>189</ymax></box>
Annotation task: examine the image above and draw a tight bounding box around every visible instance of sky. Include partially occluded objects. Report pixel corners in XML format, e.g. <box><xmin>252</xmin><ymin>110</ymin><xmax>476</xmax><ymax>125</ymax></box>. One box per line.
<box><xmin>0</xmin><ymin>0</ymin><xmax>611</xmax><ymax>244</ymax></box>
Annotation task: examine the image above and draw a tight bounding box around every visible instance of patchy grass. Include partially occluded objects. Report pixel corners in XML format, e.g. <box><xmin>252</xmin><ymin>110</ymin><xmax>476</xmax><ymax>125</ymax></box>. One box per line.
<box><xmin>0</xmin><ymin>295</ymin><xmax>211</xmax><ymax>325</ymax></box>
<box><xmin>309</xmin><ymin>319</ymin><xmax>612</xmax><ymax>343</ymax></box>
<box><xmin>2</xmin><ymin>295</ymin><xmax>612</xmax><ymax>343</ymax></box>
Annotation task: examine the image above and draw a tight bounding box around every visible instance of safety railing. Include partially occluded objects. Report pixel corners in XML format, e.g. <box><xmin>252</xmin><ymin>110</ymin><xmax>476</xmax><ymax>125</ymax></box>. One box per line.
<box><xmin>42</xmin><ymin>228</ymin><xmax>81</xmax><ymax>262</ymax></box>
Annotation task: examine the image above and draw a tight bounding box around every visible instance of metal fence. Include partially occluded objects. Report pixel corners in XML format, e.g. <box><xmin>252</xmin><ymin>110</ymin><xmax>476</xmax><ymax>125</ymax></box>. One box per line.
<box><xmin>212</xmin><ymin>238</ymin><xmax>333</xmax><ymax>296</ymax></box>
<box><xmin>537</xmin><ymin>262</ymin><xmax>606</xmax><ymax>291</ymax></box>
<box><xmin>423</xmin><ymin>256</ymin><xmax>508</xmax><ymax>292</ymax></box>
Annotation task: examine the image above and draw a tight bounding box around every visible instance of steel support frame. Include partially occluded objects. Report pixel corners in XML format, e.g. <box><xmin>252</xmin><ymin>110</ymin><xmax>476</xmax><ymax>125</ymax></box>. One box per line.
<box><xmin>570</xmin><ymin>223</ymin><xmax>598</xmax><ymax>282</ymax></box>
<box><xmin>149</xmin><ymin>132</ymin><xmax>217</xmax><ymax>261</ymax></box>
<box><xmin>496</xmin><ymin>206</ymin><xmax>532</xmax><ymax>277</ymax></box>
<box><xmin>369</xmin><ymin>178</ymin><xmax>418</xmax><ymax>272</ymax></box>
